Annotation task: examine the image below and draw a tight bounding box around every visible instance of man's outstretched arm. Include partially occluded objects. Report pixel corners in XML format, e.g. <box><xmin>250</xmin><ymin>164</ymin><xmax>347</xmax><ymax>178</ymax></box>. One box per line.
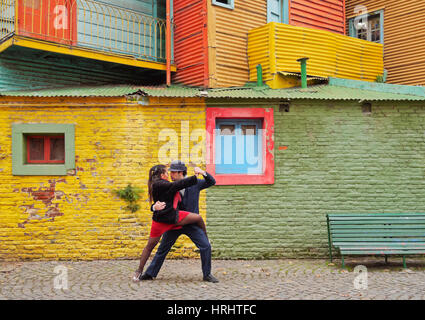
<box><xmin>194</xmin><ymin>167</ymin><xmax>216</xmax><ymax>190</ymax></box>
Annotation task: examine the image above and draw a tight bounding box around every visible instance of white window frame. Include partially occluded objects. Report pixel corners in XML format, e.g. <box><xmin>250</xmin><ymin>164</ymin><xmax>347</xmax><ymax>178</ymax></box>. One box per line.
<box><xmin>212</xmin><ymin>0</ymin><xmax>234</xmax><ymax>10</ymax></box>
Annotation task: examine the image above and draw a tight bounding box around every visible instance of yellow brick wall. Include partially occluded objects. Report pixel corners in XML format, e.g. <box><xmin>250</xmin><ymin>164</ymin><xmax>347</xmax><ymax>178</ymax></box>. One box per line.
<box><xmin>0</xmin><ymin>96</ymin><xmax>207</xmax><ymax>261</ymax></box>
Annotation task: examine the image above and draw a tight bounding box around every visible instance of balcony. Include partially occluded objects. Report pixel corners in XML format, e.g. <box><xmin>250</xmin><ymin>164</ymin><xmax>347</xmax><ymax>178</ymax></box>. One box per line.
<box><xmin>0</xmin><ymin>0</ymin><xmax>175</xmax><ymax>72</ymax></box>
<box><xmin>248</xmin><ymin>22</ymin><xmax>384</xmax><ymax>89</ymax></box>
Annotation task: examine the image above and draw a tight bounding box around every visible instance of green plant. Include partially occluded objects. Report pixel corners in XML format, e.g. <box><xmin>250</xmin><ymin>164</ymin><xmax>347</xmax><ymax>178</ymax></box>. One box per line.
<box><xmin>376</xmin><ymin>74</ymin><xmax>385</xmax><ymax>83</ymax></box>
<box><xmin>114</xmin><ymin>184</ymin><xmax>143</xmax><ymax>213</ymax></box>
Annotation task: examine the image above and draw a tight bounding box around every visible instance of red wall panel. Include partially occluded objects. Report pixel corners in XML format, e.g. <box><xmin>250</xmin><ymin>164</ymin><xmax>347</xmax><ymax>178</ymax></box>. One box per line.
<box><xmin>290</xmin><ymin>0</ymin><xmax>345</xmax><ymax>34</ymax></box>
<box><xmin>172</xmin><ymin>0</ymin><xmax>208</xmax><ymax>87</ymax></box>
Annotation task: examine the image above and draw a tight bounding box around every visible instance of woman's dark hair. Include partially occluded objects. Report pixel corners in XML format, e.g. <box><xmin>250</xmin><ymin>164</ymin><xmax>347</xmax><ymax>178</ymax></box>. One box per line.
<box><xmin>148</xmin><ymin>164</ymin><xmax>167</xmax><ymax>203</ymax></box>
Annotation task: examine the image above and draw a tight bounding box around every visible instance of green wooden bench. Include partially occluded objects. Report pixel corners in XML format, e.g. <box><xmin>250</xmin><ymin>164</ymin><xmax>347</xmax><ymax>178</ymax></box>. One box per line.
<box><xmin>327</xmin><ymin>213</ymin><xmax>425</xmax><ymax>268</ymax></box>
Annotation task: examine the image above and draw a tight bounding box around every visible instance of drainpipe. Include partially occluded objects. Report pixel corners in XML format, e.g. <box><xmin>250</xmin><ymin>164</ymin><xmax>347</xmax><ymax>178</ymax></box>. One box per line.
<box><xmin>166</xmin><ymin>0</ymin><xmax>171</xmax><ymax>86</ymax></box>
<box><xmin>297</xmin><ymin>57</ymin><xmax>309</xmax><ymax>89</ymax></box>
<box><xmin>256</xmin><ymin>64</ymin><xmax>263</xmax><ymax>87</ymax></box>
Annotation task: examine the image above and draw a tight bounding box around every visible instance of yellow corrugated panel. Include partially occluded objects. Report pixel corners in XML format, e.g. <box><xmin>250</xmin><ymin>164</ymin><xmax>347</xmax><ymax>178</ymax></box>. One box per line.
<box><xmin>247</xmin><ymin>25</ymin><xmax>271</xmax><ymax>81</ymax></box>
<box><xmin>346</xmin><ymin>0</ymin><xmax>425</xmax><ymax>86</ymax></box>
<box><xmin>248</xmin><ymin>22</ymin><xmax>383</xmax><ymax>86</ymax></box>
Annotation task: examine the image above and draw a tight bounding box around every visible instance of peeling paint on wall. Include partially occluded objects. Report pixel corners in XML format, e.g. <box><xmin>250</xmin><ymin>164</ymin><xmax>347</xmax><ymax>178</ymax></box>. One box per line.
<box><xmin>18</xmin><ymin>179</ymin><xmax>68</xmax><ymax>228</ymax></box>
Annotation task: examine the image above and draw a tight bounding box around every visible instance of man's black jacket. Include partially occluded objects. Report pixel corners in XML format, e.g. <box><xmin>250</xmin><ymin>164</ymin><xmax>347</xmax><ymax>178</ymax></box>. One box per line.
<box><xmin>180</xmin><ymin>172</ymin><xmax>216</xmax><ymax>214</ymax></box>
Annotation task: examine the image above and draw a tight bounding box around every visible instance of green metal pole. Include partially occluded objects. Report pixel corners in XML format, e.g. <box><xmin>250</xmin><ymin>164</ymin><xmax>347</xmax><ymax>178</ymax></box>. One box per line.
<box><xmin>256</xmin><ymin>64</ymin><xmax>263</xmax><ymax>87</ymax></box>
<box><xmin>326</xmin><ymin>215</ymin><xmax>333</xmax><ymax>262</ymax></box>
<box><xmin>297</xmin><ymin>57</ymin><xmax>309</xmax><ymax>89</ymax></box>
<box><xmin>403</xmin><ymin>256</ymin><xmax>407</xmax><ymax>269</ymax></box>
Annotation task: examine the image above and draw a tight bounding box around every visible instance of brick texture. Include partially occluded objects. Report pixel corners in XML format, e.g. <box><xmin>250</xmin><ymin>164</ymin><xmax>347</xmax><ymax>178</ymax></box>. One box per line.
<box><xmin>0</xmin><ymin>97</ymin><xmax>206</xmax><ymax>261</ymax></box>
<box><xmin>206</xmin><ymin>100</ymin><xmax>425</xmax><ymax>259</ymax></box>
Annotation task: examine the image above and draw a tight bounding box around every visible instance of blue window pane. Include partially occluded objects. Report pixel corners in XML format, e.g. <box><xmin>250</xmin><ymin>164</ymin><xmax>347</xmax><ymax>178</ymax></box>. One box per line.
<box><xmin>215</xmin><ymin>119</ymin><xmax>263</xmax><ymax>174</ymax></box>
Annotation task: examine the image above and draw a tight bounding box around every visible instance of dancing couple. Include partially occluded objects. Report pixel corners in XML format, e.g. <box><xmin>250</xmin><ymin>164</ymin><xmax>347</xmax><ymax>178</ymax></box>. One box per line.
<box><xmin>133</xmin><ymin>160</ymin><xmax>219</xmax><ymax>283</ymax></box>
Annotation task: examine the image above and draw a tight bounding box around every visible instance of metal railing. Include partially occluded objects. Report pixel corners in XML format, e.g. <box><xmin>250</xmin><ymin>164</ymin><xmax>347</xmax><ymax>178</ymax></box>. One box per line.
<box><xmin>0</xmin><ymin>0</ymin><xmax>14</xmax><ymax>39</ymax></box>
<box><xmin>0</xmin><ymin>0</ymin><xmax>171</xmax><ymax>63</ymax></box>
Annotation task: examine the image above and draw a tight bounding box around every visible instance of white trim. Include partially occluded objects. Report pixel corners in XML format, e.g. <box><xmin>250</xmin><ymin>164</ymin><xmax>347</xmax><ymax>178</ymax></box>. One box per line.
<box><xmin>212</xmin><ymin>0</ymin><xmax>234</xmax><ymax>10</ymax></box>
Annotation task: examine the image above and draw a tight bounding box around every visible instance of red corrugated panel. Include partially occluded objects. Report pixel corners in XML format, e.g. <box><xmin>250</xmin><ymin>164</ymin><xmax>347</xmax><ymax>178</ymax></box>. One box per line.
<box><xmin>290</xmin><ymin>0</ymin><xmax>345</xmax><ymax>34</ymax></box>
<box><xmin>172</xmin><ymin>0</ymin><xmax>208</xmax><ymax>87</ymax></box>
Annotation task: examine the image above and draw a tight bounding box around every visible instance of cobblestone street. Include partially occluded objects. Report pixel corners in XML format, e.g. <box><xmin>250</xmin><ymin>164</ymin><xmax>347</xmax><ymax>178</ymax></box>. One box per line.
<box><xmin>1</xmin><ymin>257</ymin><xmax>425</xmax><ymax>300</ymax></box>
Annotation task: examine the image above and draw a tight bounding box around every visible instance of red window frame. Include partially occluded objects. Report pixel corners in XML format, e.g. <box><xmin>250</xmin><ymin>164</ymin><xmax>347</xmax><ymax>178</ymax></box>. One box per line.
<box><xmin>26</xmin><ymin>135</ymin><xmax>65</xmax><ymax>164</ymax></box>
<box><xmin>206</xmin><ymin>107</ymin><xmax>274</xmax><ymax>185</ymax></box>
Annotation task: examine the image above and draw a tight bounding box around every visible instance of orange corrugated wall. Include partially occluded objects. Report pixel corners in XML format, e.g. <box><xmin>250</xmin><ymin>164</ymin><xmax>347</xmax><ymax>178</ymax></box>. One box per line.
<box><xmin>172</xmin><ymin>0</ymin><xmax>208</xmax><ymax>87</ymax></box>
<box><xmin>346</xmin><ymin>0</ymin><xmax>425</xmax><ymax>86</ymax></box>
<box><xmin>210</xmin><ymin>0</ymin><xmax>267</xmax><ymax>88</ymax></box>
<box><xmin>289</xmin><ymin>0</ymin><xmax>345</xmax><ymax>34</ymax></box>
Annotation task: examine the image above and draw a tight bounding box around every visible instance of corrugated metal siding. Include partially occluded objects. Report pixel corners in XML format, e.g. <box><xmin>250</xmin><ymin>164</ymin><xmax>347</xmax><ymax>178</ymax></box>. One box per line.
<box><xmin>172</xmin><ymin>0</ymin><xmax>208</xmax><ymax>87</ymax></box>
<box><xmin>3</xmin><ymin>83</ymin><xmax>425</xmax><ymax>101</ymax></box>
<box><xmin>207</xmin><ymin>85</ymin><xmax>425</xmax><ymax>100</ymax></box>
<box><xmin>212</xmin><ymin>0</ymin><xmax>267</xmax><ymax>88</ymax></box>
<box><xmin>290</xmin><ymin>0</ymin><xmax>345</xmax><ymax>34</ymax></box>
<box><xmin>0</xmin><ymin>46</ymin><xmax>161</xmax><ymax>92</ymax></box>
<box><xmin>0</xmin><ymin>85</ymin><xmax>201</xmax><ymax>97</ymax></box>
<box><xmin>248</xmin><ymin>22</ymin><xmax>383</xmax><ymax>83</ymax></box>
<box><xmin>346</xmin><ymin>0</ymin><xmax>425</xmax><ymax>86</ymax></box>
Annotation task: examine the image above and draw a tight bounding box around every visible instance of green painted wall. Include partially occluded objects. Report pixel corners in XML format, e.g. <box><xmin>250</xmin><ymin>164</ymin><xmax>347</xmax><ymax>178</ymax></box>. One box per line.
<box><xmin>206</xmin><ymin>100</ymin><xmax>425</xmax><ymax>259</ymax></box>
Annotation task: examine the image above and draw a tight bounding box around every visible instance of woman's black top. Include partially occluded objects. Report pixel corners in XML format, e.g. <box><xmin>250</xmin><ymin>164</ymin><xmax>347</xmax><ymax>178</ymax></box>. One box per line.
<box><xmin>151</xmin><ymin>175</ymin><xmax>198</xmax><ymax>224</ymax></box>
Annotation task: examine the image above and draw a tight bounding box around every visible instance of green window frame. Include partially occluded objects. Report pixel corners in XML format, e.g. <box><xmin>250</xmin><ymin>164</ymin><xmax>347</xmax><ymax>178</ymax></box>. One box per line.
<box><xmin>12</xmin><ymin>123</ymin><xmax>75</xmax><ymax>176</ymax></box>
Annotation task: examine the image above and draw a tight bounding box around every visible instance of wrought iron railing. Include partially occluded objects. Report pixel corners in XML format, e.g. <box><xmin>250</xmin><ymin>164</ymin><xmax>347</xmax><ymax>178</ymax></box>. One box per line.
<box><xmin>0</xmin><ymin>0</ymin><xmax>14</xmax><ymax>39</ymax></box>
<box><xmin>0</xmin><ymin>0</ymin><xmax>171</xmax><ymax>63</ymax></box>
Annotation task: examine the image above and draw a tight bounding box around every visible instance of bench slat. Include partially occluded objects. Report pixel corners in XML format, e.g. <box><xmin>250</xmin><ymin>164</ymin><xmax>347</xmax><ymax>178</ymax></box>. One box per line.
<box><xmin>331</xmin><ymin>238</ymin><xmax>425</xmax><ymax>242</ymax></box>
<box><xmin>335</xmin><ymin>245</ymin><xmax>425</xmax><ymax>250</ymax></box>
<box><xmin>339</xmin><ymin>250</ymin><xmax>425</xmax><ymax>255</ymax></box>
<box><xmin>334</xmin><ymin>242</ymin><xmax>425</xmax><ymax>246</ymax></box>
<box><xmin>328</xmin><ymin>214</ymin><xmax>425</xmax><ymax>217</ymax></box>
<box><xmin>329</xmin><ymin>218</ymin><xmax>425</xmax><ymax>222</ymax></box>
<box><xmin>330</xmin><ymin>230</ymin><xmax>425</xmax><ymax>235</ymax></box>
<box><xmin>331</xmin><ymin>225</ymin><xmax>425</xmax><ymax>229</ymax></box>
<box><xmin>330</xmin><ymin>220</ymin><xmax>425</xmax><ymax>225</ymax></box>
<box><xmin>331</xmin><ymin>230</ymin><xmax>425</xmax><ymax>234</ymax></box>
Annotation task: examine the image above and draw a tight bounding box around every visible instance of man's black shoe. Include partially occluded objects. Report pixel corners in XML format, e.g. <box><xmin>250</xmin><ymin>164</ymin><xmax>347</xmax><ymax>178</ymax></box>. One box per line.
<box><xmin>140</xmin><ymin>273</ymin><xmax>154</xmax><ymax>280</ymax></box>
<box><xmin>203</xmin><ymin>274</ymin><xmax>219</xmax><ymax>283</ymax></box>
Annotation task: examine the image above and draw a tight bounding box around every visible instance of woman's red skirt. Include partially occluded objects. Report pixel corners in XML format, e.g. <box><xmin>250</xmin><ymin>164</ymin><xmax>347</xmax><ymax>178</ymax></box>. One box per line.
<box><xmin>149</xmin><ymin>210</ymin><xmax>190</xmax><ymax>238</ymax></box>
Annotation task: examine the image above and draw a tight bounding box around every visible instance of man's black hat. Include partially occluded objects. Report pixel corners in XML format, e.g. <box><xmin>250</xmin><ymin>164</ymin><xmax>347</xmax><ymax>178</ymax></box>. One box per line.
<box><xmin>169</xmin><ymin>160</ymin><xmax>187</xmax><ymax>172</ymax></box>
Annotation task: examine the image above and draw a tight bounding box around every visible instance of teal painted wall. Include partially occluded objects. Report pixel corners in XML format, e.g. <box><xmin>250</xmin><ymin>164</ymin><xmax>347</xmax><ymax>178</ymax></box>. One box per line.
<box><xmin>0</xmin><ymin>46</ymin><xmax>164</xmax><ymax>92</ymax></box>
<box><xmin>206</xmin><ymin>100</ymin><xmax>425</xmax><ymax>259</ymax></box>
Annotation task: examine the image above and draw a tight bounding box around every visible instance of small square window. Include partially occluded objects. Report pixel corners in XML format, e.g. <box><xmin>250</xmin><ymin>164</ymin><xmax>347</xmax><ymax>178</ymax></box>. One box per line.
<box><xmin>212</xmin><ymin>0</ymin><xmax>234</xmax><ymax>10</ymax></box>
<box><xmin>12</xmin><ymin>124</ymin><xmax>75</xmax><ymax>176</ymax></box>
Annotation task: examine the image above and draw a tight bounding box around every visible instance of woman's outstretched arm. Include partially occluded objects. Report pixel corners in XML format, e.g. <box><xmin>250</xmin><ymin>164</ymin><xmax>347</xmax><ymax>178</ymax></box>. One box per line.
<box><xmin>166</xmin><ymin>175</ymin><xmax>198</xmax><ymax>194</ymax></box>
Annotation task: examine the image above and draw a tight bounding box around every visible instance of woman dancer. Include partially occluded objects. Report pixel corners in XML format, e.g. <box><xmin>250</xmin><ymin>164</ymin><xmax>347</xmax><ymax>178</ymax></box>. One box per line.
<box><xmin>133</xmin><ymin>164</ymin><xmax>208</xmax><ymax>281</ymax></box>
